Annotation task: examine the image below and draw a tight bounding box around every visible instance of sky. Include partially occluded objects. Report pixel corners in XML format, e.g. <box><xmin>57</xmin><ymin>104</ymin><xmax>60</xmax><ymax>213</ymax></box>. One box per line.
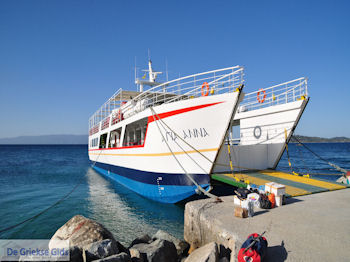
<box><xmin>0</xmin><ymin>0</ymin><xmax>349</xmax><ymax>138</ymax></box>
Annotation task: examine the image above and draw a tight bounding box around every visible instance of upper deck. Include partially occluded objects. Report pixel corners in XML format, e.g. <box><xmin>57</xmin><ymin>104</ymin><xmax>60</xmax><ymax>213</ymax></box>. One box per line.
<box><xmin>237</xmin><ymin>77</ymin><xmax>308</xmax><ymax>114</ymax></box>
<box><xmin>89</xmin><ymin>66</ymin><xmax>244</xmax><ymax>135</ymax></box>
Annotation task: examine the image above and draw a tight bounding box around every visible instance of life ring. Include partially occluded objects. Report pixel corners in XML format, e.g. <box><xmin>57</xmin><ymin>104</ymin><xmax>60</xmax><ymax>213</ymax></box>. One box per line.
<box><xmin>201</xmin><ymin>82</ymin><xmax>209</xmax><ymax>96</ymax></box>
<box><xmin>253</xmin><ymin>126</ymin><xmax>262</xmax><ymax>139</ymax></box>
<box><xmin>117</xmin><ymin>109</ymin><xmax>123</xmax><ymax>121</ymax></box>
<box><xmin>257</xmin><ymin>89</ymin><xmax>266</xmax><ymax>103</ymax></box>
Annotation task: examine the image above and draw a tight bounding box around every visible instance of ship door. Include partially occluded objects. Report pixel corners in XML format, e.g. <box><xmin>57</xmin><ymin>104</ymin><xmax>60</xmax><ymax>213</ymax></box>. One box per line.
<box><xmin>99</xmin><ymin>133</ymin><xmax>108</xmax><ymax>149</ymax></box>
<box><xmin>230</xmin><ymin>120</ymin><xmax>241</xmax><ymax>145</ymax></box>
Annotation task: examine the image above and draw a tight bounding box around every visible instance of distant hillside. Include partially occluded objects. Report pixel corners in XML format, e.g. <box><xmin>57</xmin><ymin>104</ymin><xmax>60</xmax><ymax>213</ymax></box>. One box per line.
<box><xmin>292</xmin><ymin>135</ymin><xmax>350</xmax><ymax>143</ymax></box>
<box><xmin>0</xmin><ymin>135</ymin><xmax>88</xmax><ymax>144</ymax></box>
<box><xmin>0</xmin><ymin>134</ymin><xmax>349</xmax><ymax>145</ymax></box>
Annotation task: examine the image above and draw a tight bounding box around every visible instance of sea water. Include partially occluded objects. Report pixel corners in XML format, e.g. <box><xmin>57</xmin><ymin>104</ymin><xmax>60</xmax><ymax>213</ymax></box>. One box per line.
<box><xmin>0</xmin><ymin>143</ymin><xmax>349</xmax><ymax>244</ymax></box>
<box><xmin>0</xmin><ymin>145</ymin><xmax>183</xmax><ymax>245</ymax></box>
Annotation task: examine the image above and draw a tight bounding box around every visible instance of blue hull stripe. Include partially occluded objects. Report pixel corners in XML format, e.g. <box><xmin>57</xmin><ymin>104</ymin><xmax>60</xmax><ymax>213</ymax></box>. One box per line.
<box><xmin>93</xmin><ymin>161</ymin><xmax>210</xmax><ymax>186</ymax></box>
<box><xmin>93</xmin><ymin>166</ymin><xmax>209</xmax><ymax>203</ymax></box>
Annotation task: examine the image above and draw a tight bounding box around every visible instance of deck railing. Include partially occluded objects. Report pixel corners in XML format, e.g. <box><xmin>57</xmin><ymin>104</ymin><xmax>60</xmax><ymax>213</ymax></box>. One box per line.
<box><xmin>89</xmin><ymin>66</ymin><xmax>244</xmax><ymax>131</ymax></box>
<box><xmin>238</xmin><ymin>77</ymin><xmax>308</xmax><ymax>113</ymax></box>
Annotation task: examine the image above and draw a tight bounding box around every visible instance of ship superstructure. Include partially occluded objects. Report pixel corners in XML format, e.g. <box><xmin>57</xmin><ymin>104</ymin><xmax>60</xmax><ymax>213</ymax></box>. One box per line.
<box><xmin>88</xmin><ymin>62</ymin><xmax>244</xmax><ymax>203</ymax></box>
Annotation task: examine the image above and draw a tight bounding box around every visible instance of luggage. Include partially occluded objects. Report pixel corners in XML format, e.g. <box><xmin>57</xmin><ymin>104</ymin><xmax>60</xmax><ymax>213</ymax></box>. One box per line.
<box><xmin>258</xmin><ymin>194</ymin><xmax>271</xmax><ymax>209</ymax></box>
<box><xmin>238</xmin><ymin>233</ymin><xmax>268</xmax><ymax>262</ymax></box>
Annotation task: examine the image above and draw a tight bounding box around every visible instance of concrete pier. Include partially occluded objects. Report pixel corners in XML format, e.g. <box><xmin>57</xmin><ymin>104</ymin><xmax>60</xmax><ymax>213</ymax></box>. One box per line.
<box><xmin>184</xmin><ymin>188</ymin><xmax>350</xmax><ymax>261</ymax></box>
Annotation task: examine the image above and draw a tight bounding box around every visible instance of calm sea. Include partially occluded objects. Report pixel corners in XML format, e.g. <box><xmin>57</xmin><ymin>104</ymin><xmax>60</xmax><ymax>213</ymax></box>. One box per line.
<box><xmin>0</xmin><ymin>143</ymin><xmax>349</xmax><ymax>244</ymax></box>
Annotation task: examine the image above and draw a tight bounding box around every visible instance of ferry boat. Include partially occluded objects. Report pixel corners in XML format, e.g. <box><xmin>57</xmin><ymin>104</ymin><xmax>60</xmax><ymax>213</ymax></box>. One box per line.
<box><xmin>88</xmin><ymin>61</ymin><xmax>245</xmax><ymax>203</ymax></box>
<box><xmin>213</xmin><ymin>77</ymin><xmax>309</xmax><ymax>172</ymax></box>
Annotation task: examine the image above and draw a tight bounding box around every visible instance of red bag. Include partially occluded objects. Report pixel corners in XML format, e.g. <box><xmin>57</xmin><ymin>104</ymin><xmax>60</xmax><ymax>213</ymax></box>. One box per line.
<box><xmin>238</xmin><ymin>233</ymin><xmax>268</xmax><ymax>262</ymax></box>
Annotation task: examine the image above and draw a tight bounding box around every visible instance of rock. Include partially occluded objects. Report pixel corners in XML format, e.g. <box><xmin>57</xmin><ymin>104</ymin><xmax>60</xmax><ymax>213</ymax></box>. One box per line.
<box><xmin>152</xmin><ymin>230</ymin><xmax>190</xmax><ymax>257</ymax></box>
<box><xmin>218</xmin><ymin>257</ymin><xmax>229</xmax><ymax>262</ymax></box>
<box><xmin>129</xmin><ymin>234</ymin><xmax>152</xmax><ymax>248</ymax></box>
<box><xmin>177</xmin><ymin>241</ymin><xmax>190</xmax><ymax>257</ymax></box>
<box><xmin>70</xmin><ymin>246</ymin><xmax>84</xmax><ymax>262</ymax></box>
<box><xmin>184</xmin><ymin>242</ymin><xmax>219</xmax><ymax>262</ymax></box>
<box><xmin>130</xmin><ymin>239</ymin><xmax>177</xmax><ymax>262</ymax></box>
<box><xmin>91</xmin><ymin>252</ymin><xmax>131</xmax><ymax>262</ymax></box>
<box><xmin>85</xmin><ymin>239</ymin><xmax>119</xmax><ymax>261</ymax></box>
<box><xmin>129</xmin><ymin>248</ymin><xmax>145</xmax><ymax>262</ymax></box>
<box><xmin>218</xmin><ymin>244</ymin><xmax>231</xmax><ymax>260</ymax></box>
<box><xmin>131</xmin><ymin>257</ymin><xmax>143</xmax><ymax>262</ymax></box>
<box><xmin>49</xmin><ymin>215</ymin><xmax>128</xmax><ymax>255</ymax></box>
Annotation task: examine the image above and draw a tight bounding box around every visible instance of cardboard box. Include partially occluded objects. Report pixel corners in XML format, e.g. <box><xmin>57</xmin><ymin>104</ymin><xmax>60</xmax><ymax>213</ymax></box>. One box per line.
<box><xmin>234</xmin><ymin>206</ymin><xmax>248</xmax><ymax>218</ymax></box>
<box><xmin>265</xmin><ymin>182</ymin><xmax>286</xmax><ymax>196</ymax></box>
<box><xmin>234</xmin><ymin>195</ymin><xmax>243</xmax><ymax>206</ymax></box>
<box><xmin>275</xmin><ymin>195</ymin><xmax>283</xmax><ymax>207</ymax></box>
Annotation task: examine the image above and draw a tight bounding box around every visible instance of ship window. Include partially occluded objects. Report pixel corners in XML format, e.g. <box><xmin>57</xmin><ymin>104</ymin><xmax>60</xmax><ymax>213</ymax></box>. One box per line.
<box><xmin>90</xmin><ymin>138</ymin><xmax>98</xmax><ymax>148</ymax></box>
<box><xmin>123</xmin><ymin>117</ymin><xmax>148</xmax><ymax>147</ymax></box>
<box><xmin>231</xmin><ymin>120</ymin><xmax>241</xmax><ymax>145</ymax></box>
<box><xmin>109</xmin><ymin>127</ymin><xmax>122</xmax><ymax>148</ymax></box>
<box><xmin>99</xmin><ymin>133</ymin><xmax>108</xmax><ymax>149</ymax></box>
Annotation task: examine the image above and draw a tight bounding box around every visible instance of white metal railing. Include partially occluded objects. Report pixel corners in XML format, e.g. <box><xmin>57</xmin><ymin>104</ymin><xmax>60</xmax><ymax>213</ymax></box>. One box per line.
<box><xmin>89</xmin><ymin>66</ymin><xmax>244</xmax><ymax>131</ymax></box>
<box><xmin>238</xmin><ymin>77</ymin><xmax>308</xmax><ymax>112</ymax></box>
<box><xmin>89</xmin><ymin>88</ymin><xmax>126</xmax><ymax>130</ymax></box>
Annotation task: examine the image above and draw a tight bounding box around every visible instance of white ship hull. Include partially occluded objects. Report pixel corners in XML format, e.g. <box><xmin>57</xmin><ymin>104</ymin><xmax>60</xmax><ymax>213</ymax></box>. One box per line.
<box><xmin>213</xmin><ymin>78</ymin><xmax>309</xmax><ymax>172</ymax></box>
<box><xmin>88</xmin><ymin>66</ymin><xmax>244</xmax><ymax>203</ymax></box>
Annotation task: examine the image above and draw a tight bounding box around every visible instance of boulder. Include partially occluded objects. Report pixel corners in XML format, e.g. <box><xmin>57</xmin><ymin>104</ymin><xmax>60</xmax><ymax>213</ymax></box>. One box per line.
<box><xmin>129</xmin><ymin>248</ymin><xmax>144</xmax><ymax>262</ymax></box>
<box><xmin>85</xmin><ymin>239</ymin><xmax>119</xmax><ymax>261</ymax></box>
<box><xmin>70</xmin><ymin>246</ymin><xmax>84</xmax><ymax>262</ymax></box>
<box><xmin>184</xmin><ymin>242</ymin><xmax>219</xmax><ymax>262</ymax></box>
<box><xmin>152</xmin><ymin>230</ymin><xmax>189</xmax><ymax>257</ymax></box>
<box><xmin>91</xmin><ymin>252</ymin><xmax>131</xmax><ymax>262</ymax></box>
<box><xmin>130</xmin><ymin>239</ymin><xmax>177</xmax><ymax>262</ymax></box>
<box><xmin>128</xmin><ymin>234</ymin><xmax>152</xmax><ymax>248</ymax></box>
<box><xmin>49</xmin><ymin>215</ymin><xmax>127</xmax><ymax>254</ymax></box>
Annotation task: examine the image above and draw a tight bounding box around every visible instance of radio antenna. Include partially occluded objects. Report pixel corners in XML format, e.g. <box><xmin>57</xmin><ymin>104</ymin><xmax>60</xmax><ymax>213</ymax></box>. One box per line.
<box><xmin>165</xmin><ymin>58</ymin><xmax>169</xmax><ymax>82</ymax></box>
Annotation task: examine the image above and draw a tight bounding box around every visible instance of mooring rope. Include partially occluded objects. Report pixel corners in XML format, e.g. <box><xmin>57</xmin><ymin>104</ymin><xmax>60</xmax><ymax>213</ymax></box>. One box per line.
<box><xmin>148</xmin><ymin>106</ymin><xmax>257</xmax><ymax>184</ymax></box>
<box><xmin>0</xmin><ymin>149</ymin><xmax>103</xmax><ymax>236</ymax></box>
<box><xmin>150</xmin><ymin>107</ymin><xmax>221</xmax><ymax>201</ymax></box>
<box><xmin>292</xmin><ymin>135</ymin><xmax>348</xmax><ymax>175</ymax></box>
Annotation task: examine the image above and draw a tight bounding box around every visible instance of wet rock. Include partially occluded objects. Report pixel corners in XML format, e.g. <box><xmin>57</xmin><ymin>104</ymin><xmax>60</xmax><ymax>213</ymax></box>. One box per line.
<box><xmin>184</xmin><ymin>242</ymin><xmax>219</xmax><ymax>262</ymax></box>
<box><xmin>152</xmin><ymin>230</ymin><xmax>189</xmax><ymax>257</ymax></box>
<box><xmin>129</xmin><ymin>234</ymin><xmax>152</xmax><ymax>248</ymax></box>
<box><xmin>130</xmin><ymin>239</ymin><xmax>177</xmax><ymax>262</ymax></box>
<box><xmin>85</xmin><ymin>239</ymin><xmax>119</xmax><ymax>261</ymax></box>
<box><xmin>91</xmin><ymin>252</ymin><xmax>131</xmax><ymax>262</ymax></box>
<box><xmin>49</xmin><ymin>215</ymin><xmax>127</xmax><ymax>254</ymax></box>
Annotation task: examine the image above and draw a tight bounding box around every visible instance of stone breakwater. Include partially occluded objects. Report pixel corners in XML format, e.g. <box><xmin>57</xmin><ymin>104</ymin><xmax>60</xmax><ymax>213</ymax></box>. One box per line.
<box><xmin>48</xmin><ymin>214</ymin><xmax>232</xmax><ymax>262</ymax></box>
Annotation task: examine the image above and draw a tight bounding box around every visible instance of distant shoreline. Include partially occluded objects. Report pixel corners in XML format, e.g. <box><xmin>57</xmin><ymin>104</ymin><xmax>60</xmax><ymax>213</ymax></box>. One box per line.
<box><xmin>291</xmin><ymin>135</ymin><xmax>350</xmax><ymax>143</ymax></box>
<box><xmin>0</xmin><ymin>134</ymin><xmax>349</xmax><ymax>145</ymax></box>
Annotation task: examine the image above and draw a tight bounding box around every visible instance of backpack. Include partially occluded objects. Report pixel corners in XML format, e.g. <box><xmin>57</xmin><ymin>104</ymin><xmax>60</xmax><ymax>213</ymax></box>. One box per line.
<box><xmin>234</xmin><ymin>188</ymin><xmax>250</xmax><ymax>200</ymax></box>
<box><xmin>238</xmin><ymin>233</ymin><xmax>268</xmax><ymax>262</ymax></box>
<box><xmin>259</xmin><ymin>194</ymin><xmax>271</xmax><ymax>209</ymax></box>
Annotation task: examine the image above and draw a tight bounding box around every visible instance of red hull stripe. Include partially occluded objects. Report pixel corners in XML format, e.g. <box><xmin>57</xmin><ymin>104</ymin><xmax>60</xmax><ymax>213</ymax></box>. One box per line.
<box><xmin>89</xmin><ymin>101</ymin><xmax>223</xmax><ymax>151</ymax></box>
<box><xmin>148</xmin><ymin>101</ymin><xmax>223</xmax><ymax>123</ymax></box>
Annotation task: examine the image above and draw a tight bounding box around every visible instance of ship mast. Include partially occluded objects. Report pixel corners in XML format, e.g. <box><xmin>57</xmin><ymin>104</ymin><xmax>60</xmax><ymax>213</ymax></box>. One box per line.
<box><xmin>135</xmin><ymin>60</ymin><xmax>163</xmax><ymax>92</ymax></box>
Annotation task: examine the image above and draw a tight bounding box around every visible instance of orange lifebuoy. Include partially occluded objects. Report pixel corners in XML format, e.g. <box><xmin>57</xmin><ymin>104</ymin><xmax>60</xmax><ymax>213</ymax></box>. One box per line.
<box><xmin>257</xmin><ymin>89</ymin><xmax>266</xmax><ymax>103</ymax></box>
<box><xmin>117</xmin><ymin>110</ymin><xmax>124</xmax><ymax>121</ymax></box>
<box><xmin>201</xmin><ymin>82</ymin><xmax>209</xmax><ymax>96</ymax></box>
